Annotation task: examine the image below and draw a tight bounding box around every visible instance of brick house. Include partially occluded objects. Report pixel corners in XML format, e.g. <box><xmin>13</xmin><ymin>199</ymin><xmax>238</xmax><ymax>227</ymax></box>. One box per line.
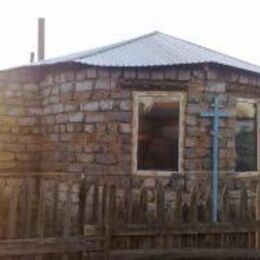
<box><xmin>0</xmin><ymin>31</ymin><xmax>259</xmax><ymax>180</ymax></box>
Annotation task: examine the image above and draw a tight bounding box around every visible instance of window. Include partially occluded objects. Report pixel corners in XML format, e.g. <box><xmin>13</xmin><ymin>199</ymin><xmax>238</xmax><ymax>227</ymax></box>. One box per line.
<box><xmin>235</xmin><ymin>98</ymin><xmax>258</xmax><ymax>171</ymax></box>
<box><xmin>133</xmin><ymin>92</ymin><xmax>184</xmax><ymax>174</ymax></box>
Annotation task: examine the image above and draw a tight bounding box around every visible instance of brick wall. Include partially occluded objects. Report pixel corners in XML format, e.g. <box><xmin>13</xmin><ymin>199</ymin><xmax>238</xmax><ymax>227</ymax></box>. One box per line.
<box><xmin>0</xmin><ymin>75</ymin><xmax>41</xmax><ymax>172</ymax></box>
<box><xmin>39</xmin><ymin>65</ymin><xmax>260</xmax><ymax>175</ymax></box>
<box><xmin>40</xmin><ymin>67</ymin><xmax>132</xmax><ymax>173</ymax></box>
<box><xmin>0</xmin><ymin>64</ymin><xmax>260</xmax><ymax>175</ymax></box>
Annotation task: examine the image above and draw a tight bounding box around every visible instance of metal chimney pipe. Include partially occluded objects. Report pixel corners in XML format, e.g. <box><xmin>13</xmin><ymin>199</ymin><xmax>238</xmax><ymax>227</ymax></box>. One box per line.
<box><xmin>30</xmin><ymin>52</ymin><xmax>35</xmax><ymax>63</ymax></box>
<box><xmin>37</xmin><ymin>18</ymin><xmax>45</xmax><ymax>61</ymax></box>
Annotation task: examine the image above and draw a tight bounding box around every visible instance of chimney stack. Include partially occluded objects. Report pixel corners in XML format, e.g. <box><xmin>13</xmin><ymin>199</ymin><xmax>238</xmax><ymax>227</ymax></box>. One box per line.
<box><xmin>37</xmin><ymin>18</ymin><xmax>45</xmax><ymax>61</ymax></box>
<box><xmin>30</xmin><ymin>52</ymin><xmax>35</xmax><ymax>63</ymax></box>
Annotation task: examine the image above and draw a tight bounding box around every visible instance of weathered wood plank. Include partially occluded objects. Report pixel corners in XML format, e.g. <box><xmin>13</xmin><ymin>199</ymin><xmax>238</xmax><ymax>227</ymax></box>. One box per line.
<box><xmin>189</xmin><ymin>186</ymin><xmax>198</xmax><ymax>224</ymax></box>
<box><xmin>174</xmin><ymin>190</ymin><xmax>182</xmax><ymax>224</ymax></box>
<box><xmin>0</xmin><ymin>237</ymin><xmax>103</xmax><ymax>256</ymax></box>
<box><xmin>63</xmin><ymin>181</ymin><xmax>73</xmax><ymax>237</ymax></box>
<box><xmin>92</xmin><ymin>184</ymin><xmax>99</xmax><ymax>224</ymax></box>
<box><xmin>7</xmin><ymin>180</ymin><xmax>20</xmax><ymax>239</ymax></box>
<box><xmin>62</xmin><ymin>181</ymin><xmax>73</xmax><ymax>260</ymax></box>
<box><xmin>78</xmin><ymin>177</ymin><xmax>87</xmax><ymax>235</ymax></box>
<box><xmin>24</xmin><ymin>178</ymin><xmax>34</xmax><ymax>238</ymax></box>
<box><xmin>125</xmin><ymin>186</ymin><xmax>132</xmax><ymax>225</ymax></box>
<box><xmin>139</xmin><ymin>188</ymin><xmax>147</xmax><ymax>224</ymax></box>
<box><xmin>112</xmin><ymin>221</ymin><xmax>260</xmax><ymax>235</ymax></box>
<box><xmin>36</xmin><ymin>178</ymin><xmax>46</xmax><ymax>238</ymax></box>
<box><xmin>35</xmin><ymin>178</ymin><xmax>46</xmax><ymax>260</ymax></box>
<box><xmin>156</xmin><ymin>183</ymin><xmax>165</xmax><ymax>225</ymax></box>
<box><xmin>221</xmin><ymin>186</ymin><xmax>231</xmax><ymax>222</ymax></box>
<box><xmin>104</xmin><ymin>184</ymin><xmax>111</xmax><ymax>260</ymax></box>
<box><xmin>0</xmin><ymin>178</ymin><xmax>6</xmax><ymax>239</ymax></box>
<box><xmin>256</xmin><ymin>184</ymin><xmax>260</xmax><ymax>248</ymax></box>
<box><xmin>111</xmin><ymin>248</ymin><xmax>260</xmax><ymax>259</ymax></box>
<box><xmin>52</xmin><ymin>179</ymin><xmax>60</xmax><ymax>237</ymax></box>
<box><xmin>240</xmin><ymin>187</ymin><xmax>248</xmax><ymax>222</ymax></box>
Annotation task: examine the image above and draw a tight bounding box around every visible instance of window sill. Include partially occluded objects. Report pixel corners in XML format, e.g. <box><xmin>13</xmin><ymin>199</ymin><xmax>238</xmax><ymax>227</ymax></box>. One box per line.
<box><xmin>134</xmin><ymin>170</ymin><xmax>182</xmax><ymax>177</ymax></box>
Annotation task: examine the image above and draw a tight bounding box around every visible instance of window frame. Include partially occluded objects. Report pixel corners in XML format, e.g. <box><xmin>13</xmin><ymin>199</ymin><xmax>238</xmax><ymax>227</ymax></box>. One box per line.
<box><xmin>235</xmin><ymin>97</ymin><xmax>260</xmax><ymax>173</ymax></box>
<box><xmin>132</xmin><ymin>91</ymin><xmax>185</xmax><ymax>176</ymax></box>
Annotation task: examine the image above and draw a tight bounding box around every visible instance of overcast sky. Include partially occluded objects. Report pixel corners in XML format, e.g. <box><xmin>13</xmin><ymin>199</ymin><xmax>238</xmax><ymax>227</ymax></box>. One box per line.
<box><xmin>0</xmin><ymin>0</ymin><xmax>260</xmax><ymax>70</ymax></box>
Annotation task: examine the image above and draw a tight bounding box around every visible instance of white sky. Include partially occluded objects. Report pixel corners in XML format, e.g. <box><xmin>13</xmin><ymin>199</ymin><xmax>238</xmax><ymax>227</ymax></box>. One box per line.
<box><xmin>1</xmin><ymin>0</ymin><xmax>260</xmax><ymax>70</ymax></box>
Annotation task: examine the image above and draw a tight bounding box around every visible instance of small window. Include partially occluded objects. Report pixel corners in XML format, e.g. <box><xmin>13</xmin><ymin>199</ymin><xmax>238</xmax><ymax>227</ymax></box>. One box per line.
<box><xmin>235</xmin><ymin>99</ymin><xmax>258</xmax><ymax>171</ymax></box>
<box><xmin>133</xmin><ymin>92</ymin><xmax>184</xmax><ymax>173</ymax></box>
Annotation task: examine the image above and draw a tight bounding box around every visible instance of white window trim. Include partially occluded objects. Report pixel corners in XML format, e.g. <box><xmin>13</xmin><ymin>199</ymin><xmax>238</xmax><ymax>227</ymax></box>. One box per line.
<box><xmin>132</xmin><ymin>91</ymin><xmax>186</xmax><ymax>176</ymax></box>
<box><xmin>235</xmin><ymin>97</ymin><xmax>260</xmax><ymax>173</ymax></box>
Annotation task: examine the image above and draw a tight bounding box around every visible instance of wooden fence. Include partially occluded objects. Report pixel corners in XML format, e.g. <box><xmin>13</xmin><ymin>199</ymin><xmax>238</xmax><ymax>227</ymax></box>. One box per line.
<box><xmin>0</xmin><ymin>172</ymin><xmax>258</xmax><ymax>259</ymax></box>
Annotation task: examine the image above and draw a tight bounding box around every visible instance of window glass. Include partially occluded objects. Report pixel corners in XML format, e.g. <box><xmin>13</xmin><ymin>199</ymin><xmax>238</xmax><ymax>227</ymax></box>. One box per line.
<box><xmin>137</xmin><ymin>96</ymin><xmax>179</xmax><ymax>171</ymax></box>
<box><xmin>235</xmin><ymin>99</ymin><xmax>257</xmax><ymax>171</ymax></box>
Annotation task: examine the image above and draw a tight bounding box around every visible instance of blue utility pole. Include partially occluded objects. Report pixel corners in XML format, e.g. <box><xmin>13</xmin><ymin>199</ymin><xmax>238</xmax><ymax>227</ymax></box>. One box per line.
<box><xmin>201</xmin><ymin>96</ymin><xmax>230</xmax><ymax>223</ymax></box>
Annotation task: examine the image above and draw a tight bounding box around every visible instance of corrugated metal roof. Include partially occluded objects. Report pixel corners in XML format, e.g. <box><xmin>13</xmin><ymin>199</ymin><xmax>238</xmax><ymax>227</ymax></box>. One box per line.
<box><xmin>34</xmin><ymin>31</ymin><xmax>260</xmax><ymax>74</ymax></box>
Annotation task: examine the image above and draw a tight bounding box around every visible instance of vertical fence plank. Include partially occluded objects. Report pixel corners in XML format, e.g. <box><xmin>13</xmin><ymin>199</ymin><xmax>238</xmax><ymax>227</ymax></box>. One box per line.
<box><xmin>24</xmin><ymin>178</ymin><xmax>34</xmax><ymax>238</ymax></box>
<box><xmin>139</xmin><ymin>187</ymin><xmax>147</xmax><ymax>224</ymax></box>
<box><xmin>0</xmin><ymin>178</ymin><xmax>6</xmax><ymax>239</ymax></box>
<box><xmin>125</xmin><ymin>186</ymin><xmax>132</xmax><ymax>225</ymax></box>
<box><xmin>77</xmin><ymin>177</ymin><xmax>87</xmax><ymax>260</ymax></box>
<box><xmin>256</xmin><ymin>184</ymin><xmax>260</xmax><ymax>248</ymax></box>
<box><xmin>36</xmin><ymin>177</ymin><xmax>46</xmax><ymax>237</ymax></box>
<box><xmin>104</xmin><ymin>184</ymin><xmax>111</xmax><ymax>260</ymax></box>
<box><xmin>189</xmin><ymin>185</ymin><xmax>198</xmax><ymax>224</ymax></box>
<box><xmin>240</xmin><ymin>187</ymin><xmax>248</xmax><ymax>222</ymax></box>
<box><xmin>102</xmin><ymin>184</ymin><xmax>107</xmax><ymax>225</ymax></box>
<box><xmin>174</xmin><ymin>190</ymin><xmax>182</xmax><ymax>225</ymax></box>
<box><xmin>35</xmin><ymin>177</ymin><xmax>46</xmax><ymax>260</ymax></box>
<box><xmin>63</xmin><ymin>181</ymin><xmax>73</xmax><ymax>237</ymax></box>
<box><xmin>125</xmin><ymin>185</ymin><xmax>132</xmax><ymax>249</ymax></box>
<box><xmin>92</xmin><ymin>184</ymin><xmax>99</xmax><ymax>225</ymax></box>
<box><xmin>78</xmin><ymin>177</ymin><xmax>87</xmax><ymax>236</ymax></box>
<box><xmin>110</xmin><ymin>185</ymin><xmax>116</xmax><ymax>228</ymax></box>
<box><xmin>7</xmin><ymin>180</ymin><xmax>19</xmax><ymax>239</ymax></box>
<box><xmin>19</xmin><ymin>178</ymin><xmax>27</xmax><ymax>239</ymax></box>
<box><xmin>222</xmin><ymin>186</ymin><xmax>231</xmax><ymax>223</ymax></box>
<box><xmin>156</xmin><ymin>183</ymin><xmax>165</xmax><ymax>226</ymax></box>
<box><xmin>205</xmin><ymin>190</ymin><xmax>211</xmax><ymax>222</ymax></box>
<box><xmin>62</xmin><ymin>180</ymin><xmax>73</xmax><ymax>260</ymax></box>
<box><xmin>52</xmin><ymin>179</ymin><xmax>61</xmax><ymax>240</ymax></box>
